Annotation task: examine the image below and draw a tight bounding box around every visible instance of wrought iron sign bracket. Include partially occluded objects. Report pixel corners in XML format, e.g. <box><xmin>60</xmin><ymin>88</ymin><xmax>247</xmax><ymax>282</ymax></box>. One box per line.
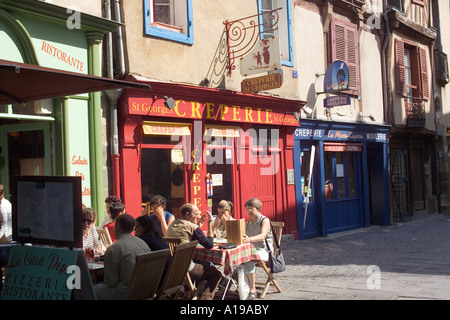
<box><xmin>224</xmin><ymin>8</ymin><xmax>281</xmax><ymax>76</ymax></box>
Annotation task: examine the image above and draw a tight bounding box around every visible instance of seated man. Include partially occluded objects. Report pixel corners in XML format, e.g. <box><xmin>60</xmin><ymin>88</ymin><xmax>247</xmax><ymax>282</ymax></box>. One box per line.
<box><xmin>95</xmin><ymin>214</ymin><xmax>151</xmax><ymax>300</ymax></box>
<box><xmin>166</xmin><ymin>203</ymin><xmax>221</xmax><ymax>300</ymax></box>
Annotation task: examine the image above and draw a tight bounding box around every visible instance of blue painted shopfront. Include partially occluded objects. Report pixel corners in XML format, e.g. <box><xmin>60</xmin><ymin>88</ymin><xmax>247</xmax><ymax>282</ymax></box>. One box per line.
<box><xmin>293</xmin><ymin>120</ymin><xmax>390</xmax><ymax>239</ymax></box>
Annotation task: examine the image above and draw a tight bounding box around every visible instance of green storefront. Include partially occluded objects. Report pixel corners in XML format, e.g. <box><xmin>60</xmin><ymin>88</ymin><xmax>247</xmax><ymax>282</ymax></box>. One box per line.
<box><xmin>0</xmin><ymin>0</ymin><xmax>119</xmax><ymax>221</ymax></box>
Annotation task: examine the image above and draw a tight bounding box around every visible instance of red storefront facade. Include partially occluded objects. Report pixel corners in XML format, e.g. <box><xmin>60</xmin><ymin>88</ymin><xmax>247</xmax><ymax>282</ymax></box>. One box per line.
<box><xmin>118</xmin><ymin>76</ymin><xmax>304</xmax><ymax>239</ymax></box>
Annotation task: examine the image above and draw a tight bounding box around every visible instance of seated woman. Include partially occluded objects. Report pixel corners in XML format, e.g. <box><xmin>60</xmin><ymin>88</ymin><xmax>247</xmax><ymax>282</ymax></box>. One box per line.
<box><xmin>211</xmin><ymin>200</ymin><xmax>234</xmax><ymax>239</ymax></box>
<box><xmin>135</xmin><ymin>215</ymin><xmax>169</xmax><ymax>251</ymax></box>
<box><xmin>82</xmin><ymin>207</ymin><xmax>106</xmax><ymax>255</ymax></box>
<box><xmin>242</xmin><ymin>198</ymin><xmax>273</xmax><ymax>300</ymax></box>
<box><xmin>103</xmin><ymin>202</ymin><xmax>125</xmax><ymax>242</ymax></box>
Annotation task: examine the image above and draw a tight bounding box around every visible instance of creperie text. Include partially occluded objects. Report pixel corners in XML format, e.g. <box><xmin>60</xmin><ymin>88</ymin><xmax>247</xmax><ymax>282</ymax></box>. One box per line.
<box><xmin>129</xmin><ymin>98</ymin><xmax>297</xmax><ymax>126</ymax></box>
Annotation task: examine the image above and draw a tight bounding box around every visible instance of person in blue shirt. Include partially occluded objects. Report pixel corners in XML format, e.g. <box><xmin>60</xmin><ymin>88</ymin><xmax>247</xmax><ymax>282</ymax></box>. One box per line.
<box><xmin>148</xmin><ymin>195</ymin><xmax>174</xmax><ymax>237</ymax></box>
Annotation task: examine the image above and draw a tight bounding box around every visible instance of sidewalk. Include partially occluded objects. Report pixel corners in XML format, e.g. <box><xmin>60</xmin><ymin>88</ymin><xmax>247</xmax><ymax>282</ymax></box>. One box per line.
<box><xmin>257</xmin><ymin>214</ymin><xmax>450</xmax><ymax>300</ymax></box>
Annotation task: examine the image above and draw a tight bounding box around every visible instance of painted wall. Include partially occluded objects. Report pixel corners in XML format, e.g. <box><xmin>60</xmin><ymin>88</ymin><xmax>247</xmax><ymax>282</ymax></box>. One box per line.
<box><xmin>122</xmin><ymin>0</ymin><xmax>301</xmax><ymax>100</ymax></box>
<box><xmin>293</xmin><ymin>2</ymin><xmax>385</xmax><ymax>125</ymax></box>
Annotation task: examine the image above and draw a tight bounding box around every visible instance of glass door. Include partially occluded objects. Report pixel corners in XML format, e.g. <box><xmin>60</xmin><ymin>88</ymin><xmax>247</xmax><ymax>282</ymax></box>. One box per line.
<box><xmin>298</xmin><ymin>142</ymin><xmax>318</xmax><ymax>239</ymax></box>
<box><xmin>140</xmin><ymin>133</ymin><xmax>187</xmax><ymax>218</ymax></box>
<box><xmin>204</xmin><ymin>133</ymin><xmax>235</xmax><ymax>216</ymax></box>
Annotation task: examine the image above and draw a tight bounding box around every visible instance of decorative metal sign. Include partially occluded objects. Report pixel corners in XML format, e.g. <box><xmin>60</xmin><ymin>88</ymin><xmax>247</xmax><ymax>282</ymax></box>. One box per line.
<box><xmin>224</xmin><ymin>8</ymin><xmax>281</xmax><ymax>75</ymax></box>
<box><xmin>240</xmin><ymin>38</ymin><xmax>281</xmax><ymax>76</ymax></box>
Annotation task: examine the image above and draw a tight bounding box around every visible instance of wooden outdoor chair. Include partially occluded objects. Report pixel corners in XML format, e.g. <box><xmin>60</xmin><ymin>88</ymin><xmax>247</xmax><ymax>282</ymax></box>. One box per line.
<box><xmin>155</xmin><ymin>240</ymin><xmax>198</xmax><ymax>300</ymax></box>
<box><xmin>125</xmin><ymin>249</ymin><xmax>170</xmax><ymax>300</ymax></box>
<box><xmin>256</xmin><ymin>221</ymin><xmax>284</xmax><ymax>299</ymax></box>
<box><xmin>97</xmin><ymin>228</ymin><xmax>112</xmax><ymax>247</ymax></box>
<box><xmin>163</xmin><ymin>237</ymin><xmax>182</xmax><ymax>255</ymax></box>
<box><xmin>163</xmin><ymin>237</ymin><xmax>196</xmax><ymax>292</ymax></box>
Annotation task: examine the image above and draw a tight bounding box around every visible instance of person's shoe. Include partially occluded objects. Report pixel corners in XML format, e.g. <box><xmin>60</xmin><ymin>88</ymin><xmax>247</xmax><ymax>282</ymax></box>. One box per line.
<box><xmin>247</xmin><ymin>291</ymin><xmax>257</xmax><ymax>300</ymax></box>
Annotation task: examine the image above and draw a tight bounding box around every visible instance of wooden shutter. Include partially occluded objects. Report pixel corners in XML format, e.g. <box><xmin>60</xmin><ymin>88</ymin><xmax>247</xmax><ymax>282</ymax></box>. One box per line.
<box><xmin>419</xmin><ymin>47</ymin><xmax>429</xmax><ymax>100</ymax></box>
<box><xmin>330</xmin><ymin>19</ymin><xmax>360</xmax><ymax>93</ymax></box>
<box><xmin>395</xmin><ymin>39</ymin><xmax>406</xmax><ymax>96</ymax></box>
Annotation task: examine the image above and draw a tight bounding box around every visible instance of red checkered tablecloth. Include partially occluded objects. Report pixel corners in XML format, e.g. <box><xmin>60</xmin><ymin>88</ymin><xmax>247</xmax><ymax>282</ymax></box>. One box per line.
<box><xmin>193</xmin><ymin>243</ymin><xmax>261</xmax><ymax>275</ymax></box>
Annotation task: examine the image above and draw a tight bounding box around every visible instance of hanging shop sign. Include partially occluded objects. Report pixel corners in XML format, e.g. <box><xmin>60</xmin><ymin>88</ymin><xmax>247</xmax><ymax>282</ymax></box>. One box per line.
<box><xmin>142</xmin><ymin>121</ymin><xmax>191</xmax><ymax>136</ymax></box>
<box><xmin>240</xmin><ymin>37</ymin><xmax>282</xmax><ymax>76</ymax></box>
<box><xmin>204</xmin><ymin>126</ymin><xmax>240</xmax><ymax>137</ymax></box>
<box><xmin>241</xmin><ymin>73</ymin><xmax>282</xmax><ymax>94</ymax></box>
<box><xmin>324</xmin><ymin>60</ymin><xmax>349</xmax><ymax>93</ymax></box>
<box><xmin>324</xmin><ymin>143</ymin><xmax>362</xmax><ymax>152</ymax></box>
<box><xmin>130</xmin><ymin>99</ymin><xmax>298</xmax><ymax>126</ymax></box>
<box><xmin>324</xmin><ymin>94</ymin><xmax>351</xmax><ymax>108</ymax></box>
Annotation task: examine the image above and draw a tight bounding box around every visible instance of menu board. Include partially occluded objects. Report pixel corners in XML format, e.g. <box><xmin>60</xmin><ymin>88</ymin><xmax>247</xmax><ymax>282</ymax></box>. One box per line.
<box><xmin>1</xmin><ymin>246</ymin><xmax>78</xmax><ymax>300</ymax></box>
<box><xmin>11</xmin><ymin>176</ymin><xmax>82</xmax><ymax>248</ymax></box>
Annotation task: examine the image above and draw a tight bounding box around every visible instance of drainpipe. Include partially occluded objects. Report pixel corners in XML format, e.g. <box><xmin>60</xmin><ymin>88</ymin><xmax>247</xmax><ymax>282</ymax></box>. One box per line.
<box><xmin>104</xmin><ymin>0</ymin><xmax>125</xmax><ymax>199</ymax></box>
<box><xmin>381</xmin><ymin>2</ymin><xmax>392</xmax><ymax>125</ymax></box>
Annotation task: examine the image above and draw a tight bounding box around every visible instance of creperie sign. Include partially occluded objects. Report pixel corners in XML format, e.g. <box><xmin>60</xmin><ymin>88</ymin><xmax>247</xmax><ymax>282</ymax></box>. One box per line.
<box><xmin>128</xmin><ymin>97</ymin><xmax>298</xmax><ymax>126</ymax></box>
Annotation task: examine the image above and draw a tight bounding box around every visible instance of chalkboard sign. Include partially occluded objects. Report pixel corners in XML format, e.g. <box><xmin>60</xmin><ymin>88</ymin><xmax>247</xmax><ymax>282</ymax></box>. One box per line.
<box><xmin>11</xmin><ymin>176</ymin><xmax>83</xmax><ymax>248</ymax></box>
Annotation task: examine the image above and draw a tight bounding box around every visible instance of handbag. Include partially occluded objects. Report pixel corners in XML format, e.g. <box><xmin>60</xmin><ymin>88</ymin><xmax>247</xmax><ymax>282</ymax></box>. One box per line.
<box><xmin>265</xmin><ymin>222</ymin><xmax>286</xmax><ymax>273</ymax></box>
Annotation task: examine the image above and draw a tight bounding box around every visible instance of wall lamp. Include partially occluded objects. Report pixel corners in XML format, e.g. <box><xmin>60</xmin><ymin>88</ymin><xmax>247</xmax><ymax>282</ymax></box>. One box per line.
<box><xmin>326</xmin><ymin>108</ymin><xmax>346</xmax><ymax>120</ymax></box>
<box><xmin>303</xmin><ymin>106</ymin><xmax>314</xmax><ymax>115</ymax></box>
<box><xmin>360</xmin><ymin>112</ymin><xmax>375</xmax><ymax>121</ymax></box>
<box><xmin>164</xmin><ymin>96</ymin><xmax>176</xmax><ymax>110</ymax></box>
<box><xmin>293</xmin><ymin>106</ymin><xmax>314</xmax><ymax>123</ymax></box>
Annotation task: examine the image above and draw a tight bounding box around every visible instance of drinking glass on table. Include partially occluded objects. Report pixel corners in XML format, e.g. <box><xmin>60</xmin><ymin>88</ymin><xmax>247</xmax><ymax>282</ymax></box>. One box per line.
<box><xmin>85</xmin><ymin>246</ymin><xmax>95</xmax><ymax>263</ymax></box>
<box><xmin>216</xmin><ymin>229</ymin><xmax>224</xmax><ymax>241</ymax></box>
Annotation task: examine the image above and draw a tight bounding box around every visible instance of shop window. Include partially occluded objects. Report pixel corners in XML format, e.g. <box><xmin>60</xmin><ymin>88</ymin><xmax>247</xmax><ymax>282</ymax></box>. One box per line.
<box><xmin>329</xmin><ymin>18</ymin><xmax>360</xmax><ymax>95</ymax></box>
<box><xmin>250</xmin><ymin>126</ymin><xmax>280</xmax><ymax>151</ymax></box>
<box><xmin>144</xmin><ymin>0</ymin><xmax>194</xmax><ymax>44</ymax></box>
<box><xmin>142</xmin><ymin>135</ymin><xmax>182</xmax><ymax>145</ymax></box>
<box><xmin>258</xmin><ymin>0</ymin><xmax>293</xmax><ymax>66</ymax></box>
<box><xmin>205</xmin><ymin>143</ymin><xmax>234</xmax><ymax>214</ymax></box>
<box><xmin>140</xmin><ymin>121</ymin><xmax>189</xmax><ymax>216</ymax></box>
<box><xmin>0</xmin><ymin>100</ymin><xmax>54</xmax><ymax>118</ymax></box>
<box><xmin>324</xmin><ymin>149</ymin><xmax>359</xmax><ymax>200</ymax></box>
<box><xmin>8</xmin><ymin>130</ymin><xmax>45</xmax><ymax>176</ymax></box>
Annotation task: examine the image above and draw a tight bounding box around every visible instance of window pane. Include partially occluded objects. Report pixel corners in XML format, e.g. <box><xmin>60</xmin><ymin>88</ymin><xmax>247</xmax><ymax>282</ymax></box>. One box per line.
<box><xmin>142</xmin><ymin>135</ymin><xmax>182</xmax><ymax>145</ymax></box>
<box><xmin>251</xmin><ymin>127</ymin><xmax>279</xmax><ymax>149</ymax></box>
<box><xmin>324</xmin><ymin>152</ymin><xmax>334</xmax><ymax>199</ymax></box>
<box><xmin>404</xmin><ymin>48</ymin><xmax>412</xmax><ymax>85</ymax></box>
<box><xmin>348</xmin><ymin>153</ymin><xmax>357</xmax><ymax>197</ymax></box>
<box><xmin>261</xmin><ymin>0</ymin><xmax>274</xmax><ymax>38</ymax></box>
<box><xmin>141</xmin><ymin>148</ymin><xmax>185</xmax><ymax>217</ymax></box>
<box><xmin>154</xmin><ymin>1</ymin><xmax>171</xmax><ymax>25</ymax></box>
<box><xmin>300</xmin><ymin>149</ymin><xmax>313</xmax><ymax>203</ymax></box>
<box><xmin>335</xmin><ymin>152</ymin><xmax>346</xmax><ymax>199</ymax></box>
<box><xmin>8</xmin><ymin>130</ymin><xmax>45</xmax><ymax>176</ymax></box>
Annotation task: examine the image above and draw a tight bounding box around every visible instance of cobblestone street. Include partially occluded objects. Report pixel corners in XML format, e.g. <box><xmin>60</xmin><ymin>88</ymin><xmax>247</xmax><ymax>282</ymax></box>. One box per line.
<box><xmin>258</xmin><ymin>214</ymin><xmax>450</xmax><ymax>300</ymax></box>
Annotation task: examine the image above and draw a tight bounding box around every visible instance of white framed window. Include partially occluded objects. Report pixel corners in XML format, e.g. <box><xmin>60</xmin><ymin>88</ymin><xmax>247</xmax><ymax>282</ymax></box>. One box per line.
<box><xmin>258</xmin><ymin>0</ymin><xmax>293</xmax><ymax>67</ymax></box>
<box><xmin>144</xmin><ymin>0</ymin><xmax>193</xmax><ymax>45</ymax></box>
